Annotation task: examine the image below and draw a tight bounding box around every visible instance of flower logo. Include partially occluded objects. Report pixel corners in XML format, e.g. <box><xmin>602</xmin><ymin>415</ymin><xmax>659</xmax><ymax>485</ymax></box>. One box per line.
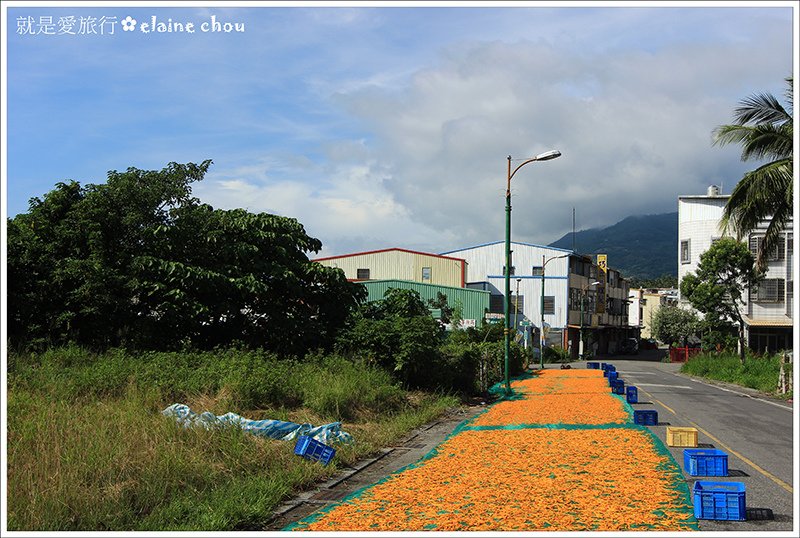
<box><xmin>121</xmin><ymin>16</ymin><xmax>137</xmax><ymax>32</ymax></box>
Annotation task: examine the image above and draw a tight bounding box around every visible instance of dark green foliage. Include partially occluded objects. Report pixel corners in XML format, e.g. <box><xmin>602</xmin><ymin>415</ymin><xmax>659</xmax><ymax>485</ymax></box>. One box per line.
<box><xmin>628</xmin><ymin>274</ymin><xmax>678</xmax><ymax>289</ymax></box>
<box><xmin>543</xmin><ymin>346</ymin><xmax>570</xmax><ymax>364</ymax></box>
<box><xmin>650</xmin><ymin>306</ymin><xmax>701</xmax><ymax>348</ymax></box>
<box><xmin>335</xmin><ymin>288</ymin><xmax>444</xmax><ymax>388</ymax></box>
<box><xmin>680</xmin><ymin>238</ymin><xmax>761</xmax><ymax>363</ymax></box>
<box><xmin>714</xmin><ymin>77</ymin><xmax>793</xmax><ymax>271</ymax></box>
<box><xmin>699</xmin><ymin>322</ymin><xmax>739</xmax><ymax>353</ymax></box>
<box><xmin>7</xmin><ymin>161</ymin><xmax>364</xmax><ymax>355</ymax></box>
<box><xmin>549</xmin><ymin>212</ymin><xmax>678</xmax><ymax>280</ymax></box>
<box><xmin>427</xmin><ymin>292</ymin><xmax>454</xmax><ymax>324</ymax></box>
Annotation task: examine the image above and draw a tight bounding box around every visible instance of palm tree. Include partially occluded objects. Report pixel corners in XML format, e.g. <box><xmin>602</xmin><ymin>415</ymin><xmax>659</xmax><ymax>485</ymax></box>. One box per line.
<box><xmin>712</xmin><ymin>77</ymin><xmax>793</xmax><ymax>270</ymax></box>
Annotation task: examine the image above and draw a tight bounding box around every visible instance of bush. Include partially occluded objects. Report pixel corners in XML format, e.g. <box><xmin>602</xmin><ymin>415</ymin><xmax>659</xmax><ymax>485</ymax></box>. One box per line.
<box><xmin>437</xmin><ymin>342</ymin><xmax>481</xmax><ymax>394</ymax></box>
<box><xmin>543</xmin><ymin>346</ymin><xmax>570</xmax><ymax>364</ymax></box>
<box><xmin>296</xmin><ymin>355</ymin><xmax>405</xmax><ymax>420</ymax></box>
<box><xmin>681</xmin><ymin>350</ymin><xmax>788</xmax><ymax>394</ymax></box>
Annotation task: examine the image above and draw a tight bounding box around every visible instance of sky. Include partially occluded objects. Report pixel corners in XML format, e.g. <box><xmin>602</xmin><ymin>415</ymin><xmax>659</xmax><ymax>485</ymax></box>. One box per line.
<box><xmin>3</xmin><ymin>1</ymin><xmax>797</xmax><ymax>258</ymax></box>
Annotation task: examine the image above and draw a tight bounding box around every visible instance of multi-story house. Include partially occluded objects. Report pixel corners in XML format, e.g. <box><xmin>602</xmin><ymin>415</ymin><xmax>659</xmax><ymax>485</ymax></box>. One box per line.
<box><xmin>678</xmin><ymin>186</ymin><xmax>793</xmax><ymax>353</ymax></box>
<box><xmin>441</xmin><ymin>241</ymin><xmax>633</xmax><ymax>358</ymax></box>
<box><xmin>629</xmin><ymin>288</ymin><xmax>679</xmax><ymax>339</ymax></box>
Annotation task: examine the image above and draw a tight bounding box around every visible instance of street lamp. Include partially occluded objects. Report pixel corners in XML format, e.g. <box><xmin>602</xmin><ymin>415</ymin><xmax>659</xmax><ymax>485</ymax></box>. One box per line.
<box><xmin>540</xmin><ymin>253</ymin><xmax>570</xmax><ymax>369</ymax></box>
<box><xmin>504</xmin><ymin>150</ymin><xmax>561</xmax><ymax>395</ymax></box>
<box><xmin>579</xmin><ymin>281</ymin><xmax>601</xmax><ymax>360</ymax></box>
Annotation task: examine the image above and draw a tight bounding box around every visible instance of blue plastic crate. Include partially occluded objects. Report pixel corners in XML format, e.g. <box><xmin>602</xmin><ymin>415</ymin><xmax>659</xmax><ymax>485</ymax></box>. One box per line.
<box><xmin>294</xmin><ymin>435</ymin><xmax>336</xmax><ymax>465</ymax></box>
<box><xmin>693</xmin><ymin>481</ymin><xmax>746</xmax><ymax>521</ymax></box>
<box><xmin>684</xmin><ymin>449</ymin><xmax>728</xmax><ymax>477</ymax></box>
<box><xmin>587</xmin><ymin>361</ymin><xmax>600</xmax><ymax>369</ymax></box>
<box><xmin>611</xmin><ymin>379</ymin><xmax>625</xmax><ymax>395</ymax></box>
<box><xmin>600</xmin><ymin>363</ymin><xmax>608</xmax><ymax>371</ymax></box>
<box><xmin>633</xmin><ymin>409</ymin><xmax>658</xmax><ymax>425</ymax></box>
<box><xmin>607</xmin><ymin>371</ymin><xmax>619</xmax><ymax>383</ymax></box>
<box><xmin>606</xmin><ymin>364</ymin><xmax>616</xmax><ymax>372</ymax></box>
<box><xmin>626</xmin><ymin>386</ymin><xmax>638</xmax><ymax>403</ymax></box>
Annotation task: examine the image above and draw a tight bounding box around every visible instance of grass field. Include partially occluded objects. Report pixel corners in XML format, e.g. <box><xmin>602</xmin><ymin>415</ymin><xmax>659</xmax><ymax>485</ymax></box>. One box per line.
<box><xmin>6</xmin><ymin>347</ymin><xmax>459</xmax><ymax>531</ymax></box>
<box><xmin>680</xmin><ymin>350</ymin><xmax>792</xmax><ymax>398</ymax></box>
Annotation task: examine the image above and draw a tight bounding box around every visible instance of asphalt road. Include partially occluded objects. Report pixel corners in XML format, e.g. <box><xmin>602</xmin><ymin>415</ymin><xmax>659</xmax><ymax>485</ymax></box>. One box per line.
<box><xmin>594</xmin><ymin>352</ymin><xmax>795</xmax><ymax>532</ymax></box>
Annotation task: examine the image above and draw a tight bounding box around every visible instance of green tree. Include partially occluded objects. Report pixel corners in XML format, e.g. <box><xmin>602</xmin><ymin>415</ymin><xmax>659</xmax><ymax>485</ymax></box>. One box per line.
<box><xmin>650</xmin><ymin>306</ymin><xmax>701</xmax><ymax>349</ymax></box>
<box><xmin>680</xmin><ymin>238</ymin><xmax>761</xmax><ymax>364</ymax></box>
<box><xmin>335</xmin><ymin>288</ymin><xmax>443</xmax><ymax>388</ymax></box>
<box><xmin>713</xmin><ymin>77</ymin><xmax>793</xmax><ymax>270</ymax></box>
<box><xmin>7</xmin><ymin>161</ymin><xmax>365</xmax><ymax>354</ymax></box>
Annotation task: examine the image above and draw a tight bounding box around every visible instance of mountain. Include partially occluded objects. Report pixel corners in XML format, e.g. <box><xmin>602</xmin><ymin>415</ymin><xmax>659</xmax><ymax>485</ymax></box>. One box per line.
<box><xmin>549</xmin><ymin>212</ymin><xmax>678</xmax><ymax>281</ymax></box>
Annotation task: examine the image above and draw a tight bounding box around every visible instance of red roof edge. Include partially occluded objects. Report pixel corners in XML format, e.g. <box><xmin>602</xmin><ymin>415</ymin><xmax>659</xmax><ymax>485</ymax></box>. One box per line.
<box><xmin>313</xmin><ymin>247</ymin><xmax>467</xmax><ymax>264</ymax></box>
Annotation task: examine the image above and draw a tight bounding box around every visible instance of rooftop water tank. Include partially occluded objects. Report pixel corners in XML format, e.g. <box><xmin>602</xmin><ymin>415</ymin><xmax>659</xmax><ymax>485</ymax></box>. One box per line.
<box><xmin>707</xmin><ymin>185</ymin><xmax>720</xmax><ymax>196</ymax></box>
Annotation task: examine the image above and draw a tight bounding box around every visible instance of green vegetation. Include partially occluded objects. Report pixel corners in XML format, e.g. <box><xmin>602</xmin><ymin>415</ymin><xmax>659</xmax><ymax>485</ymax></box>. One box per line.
<box><xmin>7</xmin><ymin>161</ymin><xmax>364</xmax><ymax>355</ymax></box>
<box><xmin>337</xmin><ymin>288</ymin><xmax>528</xmax><ymax>393</ymax></box>
<box><xmin>681</xmin><ymin>350</ymin><xmax>792</xmax><ymax>399</ymax></box>
<box><xmin>713</xmin><ymin>77</ymin><xmax>793</xmax><ymax>271</ymax></box>
<box><xmin>680</xmin><ymin>238</ymin><xmax>761</xmax><ymax>363</ymax></box>
<box><xmin>7</xmin><ymin>347</ymin><xmax>458</xmax><ymax>531</ymax></box>
<box><xmin>628</xmin><ymin>274</ymin><xmax>678</xmax><ymax>289</ymax></box>
<box><xmin>650</xmin><ymin>305</ymin><xmax>701</xmax><ymax>348</ymax></box>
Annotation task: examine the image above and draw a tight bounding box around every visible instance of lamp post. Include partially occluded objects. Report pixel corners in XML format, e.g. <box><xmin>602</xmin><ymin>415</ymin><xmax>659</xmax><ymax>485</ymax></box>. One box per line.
<box><xmin>540</xmin><ymin>253</ymin><xmax>570</xmax><ymax>369</ymax></box>
<box><xmin>513</xmin><ymin>277</ymin><xmax>522</xmax><ymax>338</ymax></box>
<box><xmin>579</xmin><ymin>280</ymin><xmax>601</xmax><ymax>360</ymax></box>
<box><xmin>504</xmin><ymin>150</ymin><xmax>561</xmax><ymax>395</ymax></box>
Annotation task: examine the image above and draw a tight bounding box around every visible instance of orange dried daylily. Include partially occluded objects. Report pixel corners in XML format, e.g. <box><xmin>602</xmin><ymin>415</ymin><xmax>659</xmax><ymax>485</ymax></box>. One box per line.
<box><xmin>297</xmin><ymin>428</ymin><xmax>693</xmax><ymax>531</ymax></box>
<box><xmin>292</xmin><ymin>370</ymin><xmax>693</xmax><ymax>532</ymax></box>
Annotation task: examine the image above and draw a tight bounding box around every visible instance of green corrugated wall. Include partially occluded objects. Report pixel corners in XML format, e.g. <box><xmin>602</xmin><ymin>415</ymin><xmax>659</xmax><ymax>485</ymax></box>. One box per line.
<box><xmin>360</xmin><ymin>279</ymin><xmax>489</xmax><ymax>326</ymax></box>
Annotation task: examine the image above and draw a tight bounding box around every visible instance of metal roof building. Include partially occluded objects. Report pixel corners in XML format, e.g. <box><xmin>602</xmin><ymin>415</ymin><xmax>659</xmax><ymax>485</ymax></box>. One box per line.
<box><xmin>314</xmin><ymin>248</ymin><xmax>467</xmax><ymax>288</ymax></box>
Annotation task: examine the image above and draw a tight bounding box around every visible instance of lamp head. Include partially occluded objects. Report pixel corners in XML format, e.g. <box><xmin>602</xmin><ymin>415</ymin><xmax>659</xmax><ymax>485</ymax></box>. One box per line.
<box><xmin>533</xmin><ymin>150</ymin><xmax>562</xmax><ymax>161</ymax></box>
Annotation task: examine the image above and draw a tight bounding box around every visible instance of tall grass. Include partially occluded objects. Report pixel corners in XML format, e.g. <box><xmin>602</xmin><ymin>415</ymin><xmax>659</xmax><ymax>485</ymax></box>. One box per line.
<box><xmin>7</xmin><ymin>347</ymin><xmax>459</xmax><ymax>530</ymax></box>
<box><xmin>680</xmin><ymin>350</ymin><xmax>791</xmax><ymax>396</ymax></box>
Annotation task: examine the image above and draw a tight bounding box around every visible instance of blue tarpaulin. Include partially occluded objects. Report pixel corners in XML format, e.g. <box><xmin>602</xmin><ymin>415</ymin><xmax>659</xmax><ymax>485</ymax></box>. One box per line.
<box><xmin>162</xmin><ymin>403</ymin><xmax>353</xmax><ymax>444</ymax></box>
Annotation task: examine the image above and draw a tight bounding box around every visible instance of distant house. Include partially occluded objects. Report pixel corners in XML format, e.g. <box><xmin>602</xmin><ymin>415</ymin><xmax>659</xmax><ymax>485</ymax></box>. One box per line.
<box><xmin>314</xmin><ymin>248</ymin><xmax>467</xmax><ymax>288</ymax></box>
<box><xmin>441</xmin><ymin>241</ymin><xmax>634</xmax><ymax>358</ymax></box>
<box><xmin>629</xmin><ymin>288</ymin><xmax>678</xmax><ymax>339</ymax></box>
<box><xmin>678</xmin><ymin>186</ymin><xmax>793</xmax><ymax>353</ymax></box>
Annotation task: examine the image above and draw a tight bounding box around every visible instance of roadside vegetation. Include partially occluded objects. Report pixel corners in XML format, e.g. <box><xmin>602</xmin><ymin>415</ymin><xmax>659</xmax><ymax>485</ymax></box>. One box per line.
<box><xmin>7</xmin><ymin>346</ymin><xmax>460</xmax><ymax>531</ymax></box>
<box><xmin>681</xmin><ymin>350</ymin><xmax>792</xmax><ymax>400</ymax></box>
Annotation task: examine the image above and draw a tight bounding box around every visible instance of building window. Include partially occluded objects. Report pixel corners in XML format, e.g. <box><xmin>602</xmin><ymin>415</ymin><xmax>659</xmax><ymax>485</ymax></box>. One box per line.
<box><xmin>421</xmin><ymin>267</ymin><xmax>431</xmax><ymax>281</ymax></box>
<box><xmin>532</xmin><ymin>266</ymin><xmax>543</xmax><ymax>276</ymax></box>
<box><xmin>749</xmin><ymin>235</ymin><xmax>785</xmax><ymax>261</ymax></box>
<box><xmin>503</xmin><ymin>265</ymin><xmax>515</xmax><ymax>276</ymax></box>
<box><xmin>750</xmin><ymin>278</ymin><xmax>786</xmax><ymax>303</ymax></box>
<box><xmin>680</xmin><ymin>240</ymin><xmax>690</xmax><ymax>264</ymax></box>
<box><xmin>356</xmin><ymin>268</ymin><xmax>370</xmax><ymax>280</ymax></box>
<box><xmin>543</xmin><ymin>296</ymin><xmax>555</xmax><ymax>315</ymax></box>
<box><xmin>489</xmin><ymin>294</ymin><xmax>505</xmax><ymax>314</ymax></box>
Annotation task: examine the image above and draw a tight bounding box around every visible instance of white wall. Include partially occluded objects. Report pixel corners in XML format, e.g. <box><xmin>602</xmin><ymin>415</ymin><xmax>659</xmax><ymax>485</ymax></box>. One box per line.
<box><xmin>441</xmin><ymin>241</ymin><xmax>572</xmax><ymax>331</ymax></box>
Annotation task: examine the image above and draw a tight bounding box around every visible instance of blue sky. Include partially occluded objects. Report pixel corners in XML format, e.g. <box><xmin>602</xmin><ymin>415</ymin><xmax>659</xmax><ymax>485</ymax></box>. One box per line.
<box><xmin>3</xmin><ymin>1</ymin><xmax>796</xmax><ymax>257</ymax></box>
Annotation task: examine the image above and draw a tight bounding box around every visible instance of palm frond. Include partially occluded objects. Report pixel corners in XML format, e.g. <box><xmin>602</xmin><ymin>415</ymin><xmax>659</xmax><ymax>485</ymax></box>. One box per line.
<box><xmin>733</xmin><ymin>92</ymin><xmax>790</xmax><ymax>126</ymax></box>
<box><xmin>755</xmin><ymin>199</ymin><xmax>792</xmax><ymax>270</ymax></box>
<box><xmin>720</xmin><ymin>159</ymin><xmax>793</xmax><ymax>239</ymax></box>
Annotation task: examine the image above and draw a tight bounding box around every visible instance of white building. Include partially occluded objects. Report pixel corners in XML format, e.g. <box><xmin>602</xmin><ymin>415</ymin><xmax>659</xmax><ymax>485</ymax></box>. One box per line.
<box><xmin>678</xmin><ymin>186</ymin><xmax>793</xmax><ymax>352</ymax></box>
<box><xmin>441</xmin><ymin>241</ymin><xmax>633</xmax><ymax>357</ymax></box>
